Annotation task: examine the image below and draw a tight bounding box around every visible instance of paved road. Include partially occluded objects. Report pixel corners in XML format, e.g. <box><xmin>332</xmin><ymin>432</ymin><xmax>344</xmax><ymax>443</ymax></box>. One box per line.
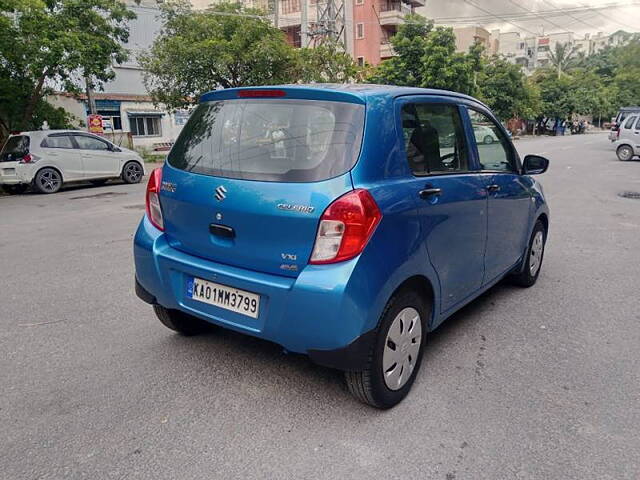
<box><xmin>1</xmin><ymin>133</ymin><xmax>639</xmax><ymax>479</ymax></box>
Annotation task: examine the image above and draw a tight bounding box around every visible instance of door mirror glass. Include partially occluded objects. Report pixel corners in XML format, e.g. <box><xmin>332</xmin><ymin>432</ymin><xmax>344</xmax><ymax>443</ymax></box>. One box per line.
<box><xmin>523</xmin><ymin>154</ymin><xmax>549</xmax><ymax>175</ymax></box>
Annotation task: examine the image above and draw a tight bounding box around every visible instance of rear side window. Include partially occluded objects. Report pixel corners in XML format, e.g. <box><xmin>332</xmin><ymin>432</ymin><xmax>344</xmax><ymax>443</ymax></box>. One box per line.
<box><xmin>401</xmin><ymin>103</ymin><xmax>469</xmax><ymax>174</ymax></box>
<box><xmin>1</xmin><ymin>135</ymin><xmax>30</xmax><ymax>162</ymax></box>
<box><xmin>42</xmin><ymin>135</ymin><xmax>74</xmax><ymax>149</ymax></box>
<box><xmin>168</xmin><ymin>99</ymin><xmax>365</xmax><ymax>182</ymax></box>
<box><xmin>623</xmin><ymin>116</ymin><xmax>636</xmax><ymax>129</ymax></box>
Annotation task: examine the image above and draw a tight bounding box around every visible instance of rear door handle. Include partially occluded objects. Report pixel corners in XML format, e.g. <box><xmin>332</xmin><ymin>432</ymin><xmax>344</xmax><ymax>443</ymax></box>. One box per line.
<box><xmin>419</xmin><ymin>188</ymin><xmax>442</xmax><ymax>199</ymax></box>
<box><xmin>486</xmin><ymin>184</ymin><xmax>501</xmax><ymax>192</ymax></box>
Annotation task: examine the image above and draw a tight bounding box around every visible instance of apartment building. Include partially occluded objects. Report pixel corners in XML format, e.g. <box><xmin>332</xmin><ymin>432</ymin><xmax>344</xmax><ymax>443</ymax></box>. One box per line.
<box><xmin>452</xmin><ymin>26</ymin><xmax>500</xmax><ymax>56</ymax></box>
<box><xmin>352</xmin><ymin>0</ymin><xmax>426</xmax><ymax>66</ymax></box>
<box><xmin>499</xmin><ymin>29</ymin><xmax>629</xmax><ymax>74</ymax></box>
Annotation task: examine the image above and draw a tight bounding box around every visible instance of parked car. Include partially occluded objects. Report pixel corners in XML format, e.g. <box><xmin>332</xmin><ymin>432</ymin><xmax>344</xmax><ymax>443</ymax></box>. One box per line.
<box><xmin>609</xmin><ymin>107</ymin><xmax>640</xmax><ymax>142</ymax></box>
<box><xmin>613</xmin><ymin>114</ymin><xmax>640</xmax><ymax>161</ymax></box>
<box><xmin>473</xmin><ymin>124</ymin><xmax>499</xmax><ymax>144</ymax></box>
<box><xmin>0</xmin><ymin>130</ymin><xmax>145</xmax><ymax>194</ymax></box>
<box><xmin>133</xmin><ymin>85</ymin><xmax>550</xmax><ymax>408</ymax></box>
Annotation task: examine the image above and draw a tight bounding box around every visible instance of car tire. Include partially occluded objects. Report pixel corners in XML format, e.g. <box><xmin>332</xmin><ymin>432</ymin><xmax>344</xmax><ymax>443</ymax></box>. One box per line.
<box><xmin>510</xmin><ymin>220</ymin><xmax>546</xmax><ymax>288</ymax></box>
<box><xmin>33</xmin><ymin>168</ymin><xmax>62</xmax><ymax>194</ymax></box>
<box><xmin>483</xmin><ymin>135</ymin><xmax>494</xmax><ymax>145</ymax></box>
<box><xmin>153</xmin><ymin>305</ymin><xmax>212</xmax><ymax>336</ymax></box>
<box><xmin>2</xmin><ymin>184</ymin><xmax>28</xmax><ymax>194</ymax></box>
<box><xmin>122</xmin><ymin>161</ymin><xmax>144</xmax><ymax>184</ymax></box>
<box><xmin>345</xmin><ymin>288</ymin><xmax>429</xmax><ymax>409</ymax></box>
<box><xmin>616</xmin><ymin>145</ymin><xmax>634</xmax><ymax>161</ymax></box>
<box><xmin>90</xmin><ymin>179</ymin><xmax>108</xmax><ymax>186</ymax></box>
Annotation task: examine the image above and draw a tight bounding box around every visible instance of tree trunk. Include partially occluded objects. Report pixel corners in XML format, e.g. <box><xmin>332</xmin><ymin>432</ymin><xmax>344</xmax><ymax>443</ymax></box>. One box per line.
<box><xmin>21</xmin><ymin>71</ymin><xmax>47</xmax><ymax>130</ymax></box>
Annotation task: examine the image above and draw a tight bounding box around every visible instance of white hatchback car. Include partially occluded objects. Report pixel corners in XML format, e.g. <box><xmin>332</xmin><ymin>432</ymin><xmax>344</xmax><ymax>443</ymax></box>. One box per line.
<box><xmin>614</xmin><ymin>114</ymin><xmax>640</xmax><ymax>161</ymax></box>
<box><xmin>0</xmin><ymin>130</ymin><xmax>145</xmax><ymax>194</ymax></box>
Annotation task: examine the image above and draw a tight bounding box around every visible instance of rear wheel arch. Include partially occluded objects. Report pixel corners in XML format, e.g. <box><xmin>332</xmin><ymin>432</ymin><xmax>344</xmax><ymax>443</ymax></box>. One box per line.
<box><xmin>34</xmin><ymin>165</ymin><xmax>63</xmax><ymax>183</ymax></box>
<box><xmin>387</xmin><ymin>275</ymin><xmax>435</xmax><ymax>330</ymax></box>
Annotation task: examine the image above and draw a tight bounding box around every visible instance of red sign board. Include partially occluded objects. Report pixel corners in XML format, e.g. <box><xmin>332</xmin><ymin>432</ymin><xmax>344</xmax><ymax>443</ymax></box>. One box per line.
<box><xmin>88</xmin><ymin>114</ymin><xmax>104</xmax><ymax>135</ymax></box>
<box><xmin>538</xmin><ymin>37</ymin><xmax>550</xmax><ymax>45</ymax></box>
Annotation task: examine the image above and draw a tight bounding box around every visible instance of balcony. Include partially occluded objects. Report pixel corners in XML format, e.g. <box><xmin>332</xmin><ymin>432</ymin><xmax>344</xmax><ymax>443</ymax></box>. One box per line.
<box><xmin>378</xmin><ymin>2</ymin><xmax>412</xmax><ymax>25</ymax></box>
<box><xmin>380</xmin><ymin>42</ymin><xmax>395</xmax><ymax>58</ymax></box>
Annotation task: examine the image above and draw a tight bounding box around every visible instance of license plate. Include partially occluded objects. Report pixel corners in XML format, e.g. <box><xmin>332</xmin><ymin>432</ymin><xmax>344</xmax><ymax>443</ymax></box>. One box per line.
<box><xmin>187</xmin><ymin>277</ymin><xmax>260</xmax><ymax>319</ymax></box>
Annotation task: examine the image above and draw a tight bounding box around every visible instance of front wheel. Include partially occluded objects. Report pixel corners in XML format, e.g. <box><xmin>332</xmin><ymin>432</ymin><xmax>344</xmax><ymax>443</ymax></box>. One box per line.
<box><xmin>510</xmin><ymin>220</ymin><xmax>546</xmax><ymax>287</ymax></box>
<box><xmin>345</xmin><ymin>289</ymin><xmax>428</xmax><ymax>409</ymax></box>
<box><xmin>617</xmin><ymin>145</ymin><xmax>634</xmax><ymax>161</ymax></box>
<box><xmin>153</xmin><ymin>305</ymin><xmax>211</xmax><ymax>336</ymax></box>
<box><xmin>122</xmin><ymin>161</ymin><xmax>143</xmax><ymax>184</ymax></box>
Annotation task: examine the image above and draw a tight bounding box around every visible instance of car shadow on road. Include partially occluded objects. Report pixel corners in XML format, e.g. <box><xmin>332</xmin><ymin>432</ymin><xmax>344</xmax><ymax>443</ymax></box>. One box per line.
<box><xmin>148</xmin><ymin>279</ymin><xmax>522</xmax><ymax>408</ymax></box>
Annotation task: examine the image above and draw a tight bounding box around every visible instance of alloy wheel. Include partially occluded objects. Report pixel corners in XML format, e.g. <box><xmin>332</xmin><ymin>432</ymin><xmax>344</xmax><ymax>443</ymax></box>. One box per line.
<box><xmin>382</xmin><ymin>307</ymin><xmax>422</xmax><ymax>391</ymax></box>
<box><xmin>38</xmin><ymin>169</ymin><xmax>61</xmax><ymax>193</ymax></box>
<box><xmin>124</xmin><ymin>163</ymin><xmax>143</xmax><ymax>183</ymax></box>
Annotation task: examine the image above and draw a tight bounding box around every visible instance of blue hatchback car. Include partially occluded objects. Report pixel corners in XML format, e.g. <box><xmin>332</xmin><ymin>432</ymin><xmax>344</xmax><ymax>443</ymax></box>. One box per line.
<box><xmin>134</xmin><ymin>84</ymin><xmax>549</xmax><ymax>408</ymax></box>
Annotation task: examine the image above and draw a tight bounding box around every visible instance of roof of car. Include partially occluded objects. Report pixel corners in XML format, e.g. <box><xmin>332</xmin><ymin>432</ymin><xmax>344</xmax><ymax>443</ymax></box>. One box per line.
<box><xmin>13</xmin><ymin>129</ymin><xmax>98</xmax><ymax>137</ymax></box>
<box><xmin>200</xmin><ymin>84</ymin><xmax>487</xmax><ymax>108</ymax></box>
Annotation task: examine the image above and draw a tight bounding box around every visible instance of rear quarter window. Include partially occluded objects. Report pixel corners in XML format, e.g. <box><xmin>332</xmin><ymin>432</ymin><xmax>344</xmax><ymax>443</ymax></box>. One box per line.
<box><xmin>168</xmin><ymin>99</ymin><xmax>365</xmax><ymax>182</ymax></box>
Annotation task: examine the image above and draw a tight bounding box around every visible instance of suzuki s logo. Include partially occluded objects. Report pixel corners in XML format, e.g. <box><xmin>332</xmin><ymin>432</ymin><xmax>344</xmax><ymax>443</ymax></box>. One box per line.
<box><xmin>214</xmin><ymin>185</ymin><xmax>227</xmax><ymax>201</ymax></box>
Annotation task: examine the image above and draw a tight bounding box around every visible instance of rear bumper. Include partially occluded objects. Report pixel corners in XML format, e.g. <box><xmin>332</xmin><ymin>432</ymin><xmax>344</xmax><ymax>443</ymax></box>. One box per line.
<box><xmin>133</xmin><ymin>216</ymin><xmax>377</xmax><ymax>370</ymax></box>
<box><xmin>0</xmin><ymin>163</ymin><xmax>35</xmax><ymax>185</ymax></box>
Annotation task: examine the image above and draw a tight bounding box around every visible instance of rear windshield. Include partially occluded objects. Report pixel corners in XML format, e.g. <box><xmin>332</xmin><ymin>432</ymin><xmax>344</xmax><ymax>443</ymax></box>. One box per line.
<box><xmin>168</xmin><ymin>99</ymin><xmax>365</xmax><ymax>182</ymax></box>
<box><xmin>1</xmin><ymin>135</ymin><xmax>30</xmax><ymax>162</ymax></box>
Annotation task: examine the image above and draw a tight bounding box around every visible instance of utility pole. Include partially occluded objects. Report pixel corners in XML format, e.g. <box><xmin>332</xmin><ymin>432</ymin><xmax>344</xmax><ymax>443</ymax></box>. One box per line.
<box><xmin>309</xmin><ymin>0</ymin><xmax>346</xmax><ymax>49</ymax></box>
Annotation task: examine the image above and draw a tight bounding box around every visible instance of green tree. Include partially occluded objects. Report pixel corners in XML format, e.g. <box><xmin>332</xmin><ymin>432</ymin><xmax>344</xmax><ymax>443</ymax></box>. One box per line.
<box><xmin>478</xmin><ymin>57</ymin><xmax>541</xmax><ymax>120</ymax></box>
<box><xmin>548</xmin><ymin>42</ymin><xmax>581</xmax><ymax>78</ymax></box>
<box><xmin>368</xmin><ymin>16</ymin><xmax>478</xmax><ymax>95</ymax></box>
<box><xmin>140</xmin><ymin>1</ymin><xmax>359</xmax><ymax>109</ymax></box>
<box><xmin>0</xmin><ymin>0</ymin><xmax>137</xmax><ymax>140</ymax></box>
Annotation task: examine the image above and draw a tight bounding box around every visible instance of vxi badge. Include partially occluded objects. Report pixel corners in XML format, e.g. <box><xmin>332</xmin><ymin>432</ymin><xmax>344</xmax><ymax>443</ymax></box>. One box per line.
<box><xmin>277</xmin><ymin>203</ymin><xmax>315</xmax><ymax>214</ymax></box>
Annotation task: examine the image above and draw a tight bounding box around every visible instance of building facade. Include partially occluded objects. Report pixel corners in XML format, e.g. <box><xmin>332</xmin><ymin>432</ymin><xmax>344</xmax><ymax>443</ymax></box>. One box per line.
<box><xmin>452</xmin><ymin>26</ymin><xmax>500</xmax><ymax>56</ymax></box>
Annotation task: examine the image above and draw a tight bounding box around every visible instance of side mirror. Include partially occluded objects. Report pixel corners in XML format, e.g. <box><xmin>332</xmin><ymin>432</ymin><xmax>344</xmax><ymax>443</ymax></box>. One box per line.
<box><xmin>523</xmin><ymin>154</ymin><xmax>549</xmax><ymax>175</ymax></box>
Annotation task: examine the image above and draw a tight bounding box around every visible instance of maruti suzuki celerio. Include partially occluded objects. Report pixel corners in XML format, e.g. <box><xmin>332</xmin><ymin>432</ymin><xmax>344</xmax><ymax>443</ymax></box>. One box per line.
<box><xmin>134</xmin><ymin>85</ymin><xmax>550</xmax><ymax>408</ymax></box>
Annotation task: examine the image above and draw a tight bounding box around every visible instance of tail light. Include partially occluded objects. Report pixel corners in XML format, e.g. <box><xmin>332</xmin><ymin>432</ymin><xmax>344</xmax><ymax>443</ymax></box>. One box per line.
<box><xmin>617</xmin><ymin>128</ymin><xmax>620</xmax><ymax>139</ymax></box>
<box><xmin>19</xmin><ymin>153</ymin><xmax>33</xmax><ymax>164</ymax></box>
<box><xmin>145</xmin><ymin>168</ymin><xmax>164</xmax><ymax>231</ymax></box>
<box><xmin>309</xmin><ymin>189</ymin><xmax>382</xmax><ymax>264</ymax></box>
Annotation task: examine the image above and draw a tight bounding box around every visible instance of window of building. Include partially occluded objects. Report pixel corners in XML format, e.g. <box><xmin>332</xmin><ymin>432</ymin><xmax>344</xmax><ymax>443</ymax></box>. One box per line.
<box><xmin>467</xmin><ymin>109</ymin><xmax>516</xmax><ymax>173</ymax></box>
<box><xmin>130</xmin><ymin>116</ymin><xmax>162</xmax><ymax>137</ymax></box>
<box><xmin>356</xmin><ymin>23</ymin><xmax>364</xmax><ymax>39</ymax></box>
<box><xmin>401</xmin><ymin>103</ymin><xmax>469</xmax><ymax>175</ymax></box>
<box><xmin>357</xmin><ymin>56</ymin><xmax>365</xmax><ymax>67</ymax></box>
<box><xmin>355</xmin><ymin>0</ymin><xmax>364</xmax><ymax>4</ymax></box>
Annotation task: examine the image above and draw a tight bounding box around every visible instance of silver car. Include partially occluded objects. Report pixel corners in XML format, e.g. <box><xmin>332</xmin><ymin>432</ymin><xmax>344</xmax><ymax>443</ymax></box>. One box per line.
<box><xmin>0</xmin><ymin>130</ymin><xmax>145</xmax><ymax>194</ymax></box>
<box><xmin>614</xmin><ymin>115</ymin><xmax>640</xmax><ymax>161</ymax></box>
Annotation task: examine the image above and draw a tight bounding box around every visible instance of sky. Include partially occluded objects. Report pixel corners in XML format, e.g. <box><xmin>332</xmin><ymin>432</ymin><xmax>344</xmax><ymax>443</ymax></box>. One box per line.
<box><xmin>418</xmin><ymin>0</ymin><xmax>640</xmax><ymax>37</ymax></box>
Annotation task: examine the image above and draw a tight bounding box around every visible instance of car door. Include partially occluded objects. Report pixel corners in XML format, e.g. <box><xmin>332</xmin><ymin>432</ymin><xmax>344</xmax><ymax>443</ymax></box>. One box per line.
<box><xmin>399</xmin><ymin>98</ymin><xmax>488</xmax><ymax>313</ymax></box>
<box><xmin>466</xmin><ymin>107</ymin><xmax>532</xmax><ymax>283</ymax></box>
<box><xmin>72</xmin><ymin>134</ymin><xmax>119</xmax><ymax>179</ymax></box>
<box><xmin>40</xmin><ymin>133</ymin><xmax>84</xmax><ymax>180</ymax></box>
